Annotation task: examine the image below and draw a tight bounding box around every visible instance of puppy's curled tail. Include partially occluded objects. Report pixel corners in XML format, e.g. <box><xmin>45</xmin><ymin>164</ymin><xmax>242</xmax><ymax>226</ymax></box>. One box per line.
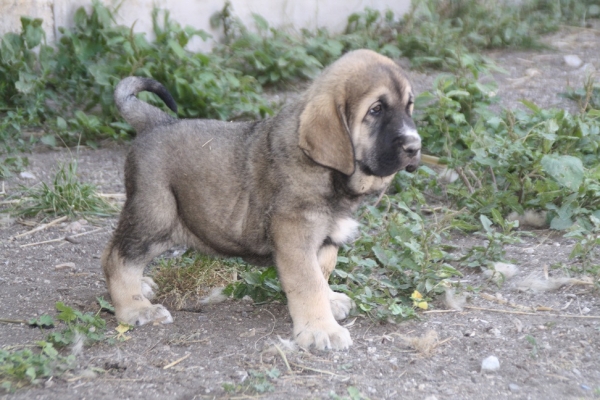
<box><xmin>114</xmin><ymin>77</ymin><xmax>178</xmax><ymax>134</ymax></box>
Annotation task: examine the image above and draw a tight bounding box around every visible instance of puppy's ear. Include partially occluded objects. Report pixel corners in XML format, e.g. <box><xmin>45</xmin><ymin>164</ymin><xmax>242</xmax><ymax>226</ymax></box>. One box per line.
<box><xmin>298</xmin><ymin>93</ymin><xmax>355</xmax><ymax>176</ymax></box>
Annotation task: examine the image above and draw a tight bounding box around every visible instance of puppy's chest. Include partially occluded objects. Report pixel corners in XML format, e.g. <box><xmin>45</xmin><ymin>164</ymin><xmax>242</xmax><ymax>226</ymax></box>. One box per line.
<box><xmin>327</xmin><ymin>217</ymin><xmax>360</xmax><ymax>246</ymax></box>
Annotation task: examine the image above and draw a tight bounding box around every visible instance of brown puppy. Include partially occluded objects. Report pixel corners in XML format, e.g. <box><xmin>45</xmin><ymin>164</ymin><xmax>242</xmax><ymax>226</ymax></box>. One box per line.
<box><xmin>102</xmin><ymin>49</ymin><xmax>421</xmax><ymax>350</ymax></box>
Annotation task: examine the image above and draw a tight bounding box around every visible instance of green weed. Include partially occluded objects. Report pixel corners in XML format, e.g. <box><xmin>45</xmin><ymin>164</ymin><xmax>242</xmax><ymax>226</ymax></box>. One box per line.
<box><xmin>330</xmin><ymin>386</ymin><xmax>370</xmax><ymax>400</ymax></box>
<box><xmin>222</xmin><ymin>367</ymin><xmax>279</xmax><ymax>394</ymax></box>
<box><xmin>563</xmin><ymin>76</ymin><xmax>600</xmax><ymax>113</ymax></box>
<box><xmin>212</xmin><ymin>2</ymin><xmax>322</xmax><ymax>86</ymax></box>
<box><xmin>224</xmin><ymin>266</ymin><xmax>284</xmax><ymax>304</ymax></box>
<box><xmin>11</xmin><ymin>160</ymin><xmax>116</xmax><ymax>218</ymax></box>
<box><xmin>0</xmin><ymin>299</ymin><xmax>111</xmax><ymax>391</ymax></box>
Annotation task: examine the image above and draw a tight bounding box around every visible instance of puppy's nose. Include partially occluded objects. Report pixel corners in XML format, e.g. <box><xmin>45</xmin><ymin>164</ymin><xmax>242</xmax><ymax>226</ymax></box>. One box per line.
<box><xmin>401</xmin><ymin>134</ymin><xmax>421</xmax><ymax>157</ymax></box>
<box><xmin>402</xmin><ymin>143</ymin><xmax>421</xmax><ymax>157</ymax></box>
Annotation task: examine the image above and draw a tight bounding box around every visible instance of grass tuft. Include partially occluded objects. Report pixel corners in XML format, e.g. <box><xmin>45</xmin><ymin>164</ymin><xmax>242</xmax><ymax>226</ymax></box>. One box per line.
<box><xmin>152</xmin><ymin>252</ymin><xmax>241</xmax><ymax>309</ymax></box>
<box><xmin>11</xmin><ymin>160</ymin><xmax>117</xmax><ymax>219</ymax></box>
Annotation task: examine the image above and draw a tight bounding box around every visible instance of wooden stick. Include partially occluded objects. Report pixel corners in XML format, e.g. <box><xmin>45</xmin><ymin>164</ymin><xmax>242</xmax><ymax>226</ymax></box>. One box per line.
<box><xmin>465</xmin><ymin>306</ymin><xmax>600</xmax><ymax>318</ymax></box>
<box><xmin>163</xmin><ymin>353</ymin><xmax>190</xmax><ymax>369</ymax></box>
<box><xmin>455</xmin><ymin>167</ymin><xmax>474</xmax><ymax>194</ymax></box>
<box><xmin>289</xmin><ymin>362</ymin><xmax>346</xmax><ymax>378</ymax></box>
<box><xmin>274</xmin><ymin>344</ymin><xmax>293</xmax><ymax>373</ymax></box>
<box><xmin>0</xmin><ymin>318</ymin><xmax>28</xmax><ymax>324</ymax></box>
<box><xmin>98</xmin><ymin>193</ymin><xmax>126</xmax><ymax>200</ymax></box>
<box><xmin>421</xmin><ymin>154</ymin><xmax>441</xmax><ymax>165</ymax></box>
<box><xmin>20</xmin><ymin>227</ymin><xmax>104</xmax><ymax>248</ymax></box>
<box><xmin>13</xmin><ymin>216</ymin><xmax>67</xmax><ymax>239</ymax></box>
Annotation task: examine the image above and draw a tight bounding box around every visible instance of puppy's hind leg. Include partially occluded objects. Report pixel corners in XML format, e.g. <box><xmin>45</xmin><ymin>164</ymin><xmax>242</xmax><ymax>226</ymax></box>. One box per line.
<box><xmin>102</xmin><ymin>190</ymin><xmax>178</xmax><ymax>326</ymax></box>
<box><xmin>102</xmin><ymin>246</ymin><xmax>173</xmax><ymax>326</ymax></box>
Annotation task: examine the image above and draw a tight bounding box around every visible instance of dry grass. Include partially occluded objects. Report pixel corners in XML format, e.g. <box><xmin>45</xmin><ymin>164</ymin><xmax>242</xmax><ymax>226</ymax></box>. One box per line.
<box><xmin>152</xmin><ymin>252</ymin><xmax>241</xmax><ymax>310</ymax></box>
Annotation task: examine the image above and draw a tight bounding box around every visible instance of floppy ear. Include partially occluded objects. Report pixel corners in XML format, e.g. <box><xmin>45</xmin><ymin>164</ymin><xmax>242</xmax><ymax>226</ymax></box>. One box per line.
<box><xmin>298</xmin><ymin>93</ymin><xmax>355</xmax><ymax>176</ymax></box>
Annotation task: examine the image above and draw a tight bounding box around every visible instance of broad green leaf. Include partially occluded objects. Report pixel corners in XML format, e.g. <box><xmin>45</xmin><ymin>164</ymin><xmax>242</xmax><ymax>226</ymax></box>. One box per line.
<box><xmin>480</xmin><ymin>215</ymin><xmax>493</xmax><ymax>233</ymax></box>
<box><xmin>55</xmin><ymin>302</ymin><xmax>77</xmax><ymax>323</ymax></box>
<box><xmin>540</xmin><ymin>154</ymin><xmax>584</xmax><ymax>191</ymax></box>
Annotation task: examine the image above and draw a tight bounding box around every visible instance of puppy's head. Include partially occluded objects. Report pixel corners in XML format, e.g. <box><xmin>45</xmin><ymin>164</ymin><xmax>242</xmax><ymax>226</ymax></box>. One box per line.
<box><xmin>299</xmin><ymin>49</ymin><xmax>421</xmax><ymax>178</ymax></box>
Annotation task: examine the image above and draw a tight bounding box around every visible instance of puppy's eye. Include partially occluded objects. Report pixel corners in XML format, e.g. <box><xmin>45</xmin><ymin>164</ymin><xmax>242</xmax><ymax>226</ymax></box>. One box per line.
<box><xmin>407</xmin><ymin>100</ymin><xmax>414</xmax><ymax>115</ymax></box>
<box><xmin>369</xmin><ymin>104</ymin><xmax>382</xmax><ymax>116</ymax></box>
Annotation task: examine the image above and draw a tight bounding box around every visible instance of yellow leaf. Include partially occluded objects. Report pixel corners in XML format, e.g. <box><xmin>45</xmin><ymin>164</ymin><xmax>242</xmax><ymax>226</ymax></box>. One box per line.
<box><xmin>416</xmin><ymin>301</ymin><xmax>428</xmax><ymax>310</ymax></box>
<box><xmin>115</xmin><ymin>323</ymin><xmax>130</xmax><ymax>334</ymax></box>
<box><xmin>115</xmin><ymin>323</ymin><xmax>131</xmax><ymax>341</ymax></box>
<box><xmin>411</xmin><ymin>290</ymin><xmax>423</xmax><ymax>300</ymax></box>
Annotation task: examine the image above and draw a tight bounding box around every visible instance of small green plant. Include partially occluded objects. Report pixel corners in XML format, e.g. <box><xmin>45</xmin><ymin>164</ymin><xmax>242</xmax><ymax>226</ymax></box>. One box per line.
<box><xmin>331</xmin><ymin>186</ymin><xmax>462</xmax><ymax>322</ymax></box>
<box><xmin>460</xmin><ymin>213</ymin><xmax>520</xmax><ymax>269</ymax></box>
<box><xmin>565</xmin><ymin>214</ymin><xmax>600</xmax><ymax>275</ymax></box>
<box><xmin>330</xmin><ymin>386</ymin><xmax>370</xmax><ymax>400</ymax></box>
<box><xmin>0</xmin><ymin>155</ymin><xmax>28</xmax><ymax>179</ymax></box>
<box><xmin>12</xmin><ymin>160</ymin><xmax>116</xmax><ymax>218</ymax></box>
<box><xmin>563</xmin><ymin>75</ymin><xmax>600</xmax><ymax>113</ymax></box>
<box><xmin>224</xmin><ymin>265</ymin><xmax>284</xmax><ymax>304</ymax></box>
<box><xmin>0</xmin><ymin>342</ymin><xmax>75</xmax><ymax>392</ymax></box>
<box><xmin>45</xmin><ymin>301</ymin><xmax>107</xmax><ymax>348</ymax></box>
<box><xmin>525</xmin><ymin>334</ymin><xmax>539</xmax><ymax>358</ymax></box>
<box><xmin>212</xmin><ymin>2</ymin><xmax>322</xmax><ymax>86</ymax></box>
<box><xmin>1</xmin><ymin>299</ymin><xmax>111</xmax><ymax>391</ymax></box>
<box><xmin>221</xmin><ymin>368</ymin><xmax>279</xmax><ymax>395</ymax></box>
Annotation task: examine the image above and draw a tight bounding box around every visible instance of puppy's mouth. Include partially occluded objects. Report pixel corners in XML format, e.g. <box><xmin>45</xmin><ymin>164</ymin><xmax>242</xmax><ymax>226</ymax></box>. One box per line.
<box><xmin>357</xmin><ymin>150</ymin><xmax>421</xmax><ymax>176</ymax></box>
<box><xmin>400</xmin><ymin>138</ymin><xmax>422</xmax><ymax>173</ymax></box>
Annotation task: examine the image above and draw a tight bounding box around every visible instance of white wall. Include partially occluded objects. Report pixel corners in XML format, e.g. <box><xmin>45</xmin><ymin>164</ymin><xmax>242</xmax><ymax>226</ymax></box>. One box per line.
<box><xmin>1</xmin><ymin>0</ymin><xmax>411</xmax><ymax>51</ymax></box>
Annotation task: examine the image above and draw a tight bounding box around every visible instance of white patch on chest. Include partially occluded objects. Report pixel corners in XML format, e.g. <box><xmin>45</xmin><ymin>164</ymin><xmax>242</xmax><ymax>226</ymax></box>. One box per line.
<box><xmin>329</xmin><ymin>217</ymin><xmax>360</xmax><ymax>245</ymax></box>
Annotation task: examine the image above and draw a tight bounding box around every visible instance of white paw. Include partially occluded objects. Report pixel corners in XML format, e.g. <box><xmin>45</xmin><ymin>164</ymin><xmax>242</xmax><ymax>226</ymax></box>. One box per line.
<box><xmin>119</xmin><ymin>304</ymin><xmax>173</xmax><ymax>326</ymax></box>
<box><xmin>294</xmin><ymin>319</ymin><xmax>352</xmax><ymax>350</ymax></box>
<box><xmin>329</xmin><ymin>291</ymin><xmax>354</xmax><ymax>321</ymax></box>
<box><xmin>141</xmin><ymin>277</ymin><xmax>158</xmax><ymax>300</ymax></box>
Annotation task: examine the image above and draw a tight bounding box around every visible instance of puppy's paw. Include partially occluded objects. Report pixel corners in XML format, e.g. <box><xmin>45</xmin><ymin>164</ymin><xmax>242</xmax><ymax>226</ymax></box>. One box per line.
<box><xmin>329</xmin><ymin>291</ymin><xmax>354</xmax><ymax>321</ymax></box>
<box><xmin>119</xmin><ymin>304</ymin><xmax>173</xmax><ymax>326</ymax></box>
<box><xmin>294</xmin><ymin>319</ymin><xmax>352</xmax><ymax>351</ymax></box>
<box><xmin>140</xmin><ymin>277</ymin><xmax>158</xmax><ymax>300</ymax></box>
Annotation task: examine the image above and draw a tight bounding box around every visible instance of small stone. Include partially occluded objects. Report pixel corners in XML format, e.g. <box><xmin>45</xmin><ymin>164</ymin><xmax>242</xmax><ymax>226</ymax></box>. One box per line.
<box><xmin>564</xmin><ymin>55</ymin><xmax>583</xmax><ymax>68</ymax></box>
<box><xmin>19</xmin><ymin>171</ymin><xmax>36</xmax><ymax>180</ymax></box>
<box><xmin>508</xmin><ymin>383</ymin><xmax>521</xmax><ymax>393</ymax></box>
<box><xmin>65</xmin><ymin>219</ymin><xmax>87</xmax><ymax>233</ymax></box>
<box><xmin>581</xmin><ymin>384</ymin><xmax>591</xmax><ymax>391</ymax></box>
<box><xmin>55</xmin><ymin>262</ymin><xmax>76</xmax><ymax>271</ymax></box>
<box><xmin>367</xmin><ymin>346</ymin><xmax>376</xmax><ymax>354</ymax></box>
<box><xmin>481</xmin><ymin>356</ymin><xmax>500</xmax><ymax>372</ymax></box>
<box><xmin>234</xmin><ymin>370</ymin><xmax>248</xmax><ymax>383</ymax></box>
<box><xmin>572</xmin><ymin>368</ymin><xmax>582</xmax><ymax>378</ymax></box>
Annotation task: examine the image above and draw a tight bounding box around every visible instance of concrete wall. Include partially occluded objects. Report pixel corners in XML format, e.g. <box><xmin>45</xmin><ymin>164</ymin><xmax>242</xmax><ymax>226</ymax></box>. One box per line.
<box><xmin>0</xmin><ymin>0</ymin><xmax>412</xmax><ymax>51</ymax></box>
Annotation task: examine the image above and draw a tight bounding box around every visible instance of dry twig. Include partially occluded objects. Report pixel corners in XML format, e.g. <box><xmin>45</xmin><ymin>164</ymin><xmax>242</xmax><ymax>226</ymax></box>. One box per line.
<box><xmin>163</xmin><ymin>353</ymin><xmax>191</xmax><ymax>369</ymax></box>
<box><xmin>12</xmin><ymin>216</ymin><xmax>67</xmax><ymax>239</ymax></box>
<box><xmin>19</xmin><ymin>227</ymin><xmax>103</xmax><ymax>248</ymax></box>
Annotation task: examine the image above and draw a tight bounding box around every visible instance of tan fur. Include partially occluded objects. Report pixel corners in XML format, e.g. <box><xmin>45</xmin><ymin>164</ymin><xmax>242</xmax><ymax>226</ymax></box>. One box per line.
<box><xmin>103</xmin><ymin>49</ymin><xmax>421</xmax><ymax>350</ymax></box>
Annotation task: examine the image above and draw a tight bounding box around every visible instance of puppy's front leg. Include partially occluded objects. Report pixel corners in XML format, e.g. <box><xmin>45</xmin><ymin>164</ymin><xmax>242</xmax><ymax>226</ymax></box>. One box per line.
<box><xmin>272</xmin><ymin>217</ymin><xmax>352</xmax><ymax>350</ymax></box>
<box><xmin>318</xmin><ymin>244</ymin><xmax>355</xmax><ymax>321</ymax></box>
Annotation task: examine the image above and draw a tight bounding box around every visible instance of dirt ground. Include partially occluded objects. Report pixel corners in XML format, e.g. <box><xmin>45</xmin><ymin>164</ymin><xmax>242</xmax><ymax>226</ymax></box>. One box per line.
<box><xmin>1</xmin><ymin>24</ymin><xmax>600</xmax><ymax>400</ymax></box>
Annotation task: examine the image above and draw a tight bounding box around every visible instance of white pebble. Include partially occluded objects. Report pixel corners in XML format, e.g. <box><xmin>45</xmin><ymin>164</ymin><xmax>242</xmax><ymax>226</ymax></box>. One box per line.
<box><xmin>481</xmin><ymin>355</ymin><xmax>500</xmax><ymax>372</ymax></box>
<box><xmin>19</xmin><ymin>171</ymin><xmax>36</xmax><ymax>180</ymax></box>
<box><xmin>564</xmin><ymin>55</ymin><xmax>583</xmax><ymax>68</ymax></box>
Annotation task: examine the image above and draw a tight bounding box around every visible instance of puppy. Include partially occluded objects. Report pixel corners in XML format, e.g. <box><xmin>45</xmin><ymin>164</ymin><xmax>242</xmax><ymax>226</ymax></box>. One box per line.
<box><xmin>102</xmin><ymin>49</ymin><xmax>421</xmax><ymax>350</ymax></box>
